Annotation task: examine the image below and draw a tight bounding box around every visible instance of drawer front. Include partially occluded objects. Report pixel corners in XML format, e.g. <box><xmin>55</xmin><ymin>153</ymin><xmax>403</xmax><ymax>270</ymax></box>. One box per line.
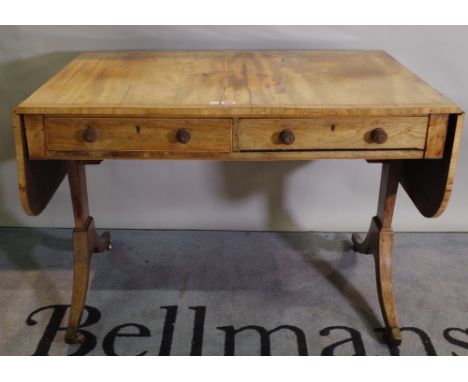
<box><xmin>45</xmin><ymin>118</ymin><xmax>232</xmax><ymax>152</ymax></box>
<box><xmin>238</xmin><ymin>117</ymin><xmax>429</xmax><ymax>151</ymax></box>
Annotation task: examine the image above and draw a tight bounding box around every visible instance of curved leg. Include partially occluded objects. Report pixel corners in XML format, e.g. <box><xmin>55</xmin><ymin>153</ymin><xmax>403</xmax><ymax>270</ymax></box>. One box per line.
<box><xmin>65</xmin><ymin>161</ymin><xmax>111</xmax><ymax>344</ymax></box>
<box><xmin>352</xmin><ymin>162</ymin><xmax>401</xmax><ymax>345</ymax></box>
<box><xmin>376</xmin><ymin>229</ymin><xmax>400</xmax><ymax>345</ymax></box>
<box><xmin>352</xmin><ymin>217</ymin><xmax>380</xmax><ymax>255</ymax></box>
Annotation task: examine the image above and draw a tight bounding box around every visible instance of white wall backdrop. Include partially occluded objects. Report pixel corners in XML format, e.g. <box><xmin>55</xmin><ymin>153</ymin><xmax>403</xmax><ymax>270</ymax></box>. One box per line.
<box><xmin>0</xmin><ymin>26</ymin><xmax>467</xmax><ymax>231</ymax></box>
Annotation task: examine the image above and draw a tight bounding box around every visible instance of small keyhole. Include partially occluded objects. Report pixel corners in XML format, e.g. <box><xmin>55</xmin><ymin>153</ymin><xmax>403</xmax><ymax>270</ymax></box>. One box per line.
<box><xmin>135</xmin><ymin>125</ymin><xmax>141</xmax><ymax>134</ymax></box>
<box><xmin>331</xmin><ymin>124</ymin><xmax>336</xmax><ymax>131</ymax></box>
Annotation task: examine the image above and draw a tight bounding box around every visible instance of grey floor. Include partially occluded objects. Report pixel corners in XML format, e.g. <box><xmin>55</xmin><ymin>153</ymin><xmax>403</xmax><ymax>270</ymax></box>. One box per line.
<box><xmin>0</xmin><ymin>227</ymin><xmax>467</xmax><ymax>356</ymax></box>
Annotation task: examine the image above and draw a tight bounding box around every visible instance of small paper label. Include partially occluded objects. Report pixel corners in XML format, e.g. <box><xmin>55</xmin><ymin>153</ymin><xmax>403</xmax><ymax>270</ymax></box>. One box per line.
<box><xmin>209</xmin><ymin>100</ymin><xmax>236</xmax><ymax>106</ymax></box>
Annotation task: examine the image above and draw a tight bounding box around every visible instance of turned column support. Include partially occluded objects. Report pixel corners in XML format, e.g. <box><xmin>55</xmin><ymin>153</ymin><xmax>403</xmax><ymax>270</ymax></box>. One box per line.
<box><xmin>352</xmin><ymin>161</ymin><xmax>401</xmax><ymax>345</ymax></box>
<box><xmin>65</xmin><ymin>161</ymin><xmax>111</xmax><ymax>344</ymax></box>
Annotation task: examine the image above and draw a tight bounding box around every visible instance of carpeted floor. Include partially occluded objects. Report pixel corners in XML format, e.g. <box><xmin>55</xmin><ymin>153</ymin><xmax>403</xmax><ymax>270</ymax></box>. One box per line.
<box><xmin>0</xmin><ymin>227</ymin><xmax>467</xmax><ymax>356</ymax></box>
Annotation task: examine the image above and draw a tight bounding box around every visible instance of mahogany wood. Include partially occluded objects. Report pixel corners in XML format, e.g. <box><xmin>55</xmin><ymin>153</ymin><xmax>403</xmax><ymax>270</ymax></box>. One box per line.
<box><xmin>65</xmin><ymin>161</ymin><xmax>111</xmax><ymax>344</ymax></box>
<box><xmin>11</xmin><ymin>50</ymin><xmax>464</xmax><ymax>346</ymax></box>
<box><xmin>12</xmin><ymin>112</ymin><xmax>67</xmax><ymax>216</ymax></box>
<box><xmin>238</xmin><ymin>117</ymin><xmax>428</xmax><ymax>151</ymax></box>
<box><xmin>45</xmin><ymin>117</ymin><xmax>232</xmax><ymax>153</ymax></box>
<box><xmin>424</xmin><ymin>114</ymin><xmax>449</xmax><ymax>159</ymax></box>
<box><xmin>352</xmin><ymin>162</ymin><xmax>401</xmax><ymax>345</ymax></box>
<box><xmin>16</xmin><ymin>51</ymin><xmax>461</xmax><ymax>117</ymax></box>
<box><xmin>400</xmin><ymin>113</ymin><xmax>465</xmax><ymax>217</ymax></box>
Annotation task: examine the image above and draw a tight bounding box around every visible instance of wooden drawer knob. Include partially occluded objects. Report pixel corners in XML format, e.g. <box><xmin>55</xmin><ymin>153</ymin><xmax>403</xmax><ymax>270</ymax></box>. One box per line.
<box><xmin>370</xmin><ymin>128</ymin><xmax>388</xmax><ymax>144</ymax></box>
<box><xmin>279</xmin><ymin>129</ymin><xmax>295</xmax><ymax>145</ymax></box>
<box><xmin>176</xmin><ymin>128</ymin><xmax>191</xmax><ymax>144</ymax></box>
<box><xmin>83</xmin><ymin>126</ymin><xmax>98</xmax><ymax>143</ymax></box>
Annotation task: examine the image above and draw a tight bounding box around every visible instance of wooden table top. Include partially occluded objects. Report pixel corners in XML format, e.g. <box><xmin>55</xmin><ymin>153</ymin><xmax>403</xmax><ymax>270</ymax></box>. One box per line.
<box><xmin>16</xmin><ymin>50</ymin><xmax>461</xmax><ymax>117</ymax></box>
<box><xmin>12</xmin><ymin>49</ymin><xmax>465</xmax><ymax>221</ymax></box>
<box><xmin>12</xmin><ymin>49</ymin><xmax>465</xmax><ymax>348</ymax></box>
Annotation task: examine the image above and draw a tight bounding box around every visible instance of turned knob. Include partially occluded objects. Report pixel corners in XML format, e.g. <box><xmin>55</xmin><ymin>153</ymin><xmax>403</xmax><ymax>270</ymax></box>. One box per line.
<box><xmin>370</xmin><ymin>128</ymin><xmax>387</xmax><ymax>144</ymax></box>
<box><xmin>279</xmin><ymin>129</ymin><xmax>295</xmax><ymax>145</ymax></box>
<box><xmin>83</xmin><ymin>126</ymin><xmax>98</xmax><ymax>143</ymax></box>
<box><xmin>176</xmin><ymin>128</ymin><xmax>191</xmax><ymax>144</ymax></box>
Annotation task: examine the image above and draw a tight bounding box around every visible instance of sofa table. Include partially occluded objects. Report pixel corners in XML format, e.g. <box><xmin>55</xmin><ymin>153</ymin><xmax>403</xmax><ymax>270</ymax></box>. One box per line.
<box><xmin>12</xmin><ymin>50</ymin><xmax>464</xmax><ymax>346</ymax></box>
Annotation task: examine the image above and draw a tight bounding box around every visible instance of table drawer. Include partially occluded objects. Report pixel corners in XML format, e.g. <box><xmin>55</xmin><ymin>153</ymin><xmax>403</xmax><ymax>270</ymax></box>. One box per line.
<box><xmin>238</xmin><ymin>117</ymin><xmax>428</xmax><ymax>151</ymax></box>
<box><xmin>45</xmin><ymin>117</ymin><xmax>232</xmax><ymax>152</ymax></box>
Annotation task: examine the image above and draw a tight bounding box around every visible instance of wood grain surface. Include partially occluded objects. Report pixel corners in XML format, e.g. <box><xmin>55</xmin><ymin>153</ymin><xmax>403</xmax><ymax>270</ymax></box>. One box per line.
<box><xmin>11</xmin><ymin>50</ymin><xmax>465</xmax><ymax>345</ymax></box>
<box><xmin>424</xmin><ymin>114</ymin><xmax>449</xmax><ymax>159</ymax></box>
<box><xmin>45</xmin><ymin>117</ymin><xmax>232</xmax><ymax>152</ymax></box>
<box><xmin>12</xmin><ymin>112</ymin><xmax>67</xmax><ymax>216</ymax></box>
<box><xmin>238</xmin><ymin>117</ymin><xmax>428</xmax><ymax>151</ymax></box>
<box><xmin>15</xmin><ymin>50</ymin><xmax>461</xmax><ymax>117</ymax></box>
<box><xmin>12</xmin><ymin>50</ymin><xmax>464</xmax><ymax>219</ymax></box>
<box><xmin>400</xmin><ymin>113</ymin><xmax>465</xmax><ymax>217</ymax></box>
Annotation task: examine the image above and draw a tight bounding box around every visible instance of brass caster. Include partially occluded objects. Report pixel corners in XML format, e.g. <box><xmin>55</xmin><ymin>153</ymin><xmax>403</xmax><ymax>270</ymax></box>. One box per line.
<box><xmin>96</xmin><ymin>231</ymin><xmax>112</xmax><ymax>253</ymax></box>
<box><xmin>383</xmin><ymin>327</ymin><xmax>402</xmax><ymax>346</ymax></box>
<box><xmin>65</xmin><ymin>327</ymin><xmax>85</xmax><ymax>344</ymax></box>
<box><xmin>351</xmin><ymin>234</ymin><xmax>360</xmax><ymax>252</ymax></box>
